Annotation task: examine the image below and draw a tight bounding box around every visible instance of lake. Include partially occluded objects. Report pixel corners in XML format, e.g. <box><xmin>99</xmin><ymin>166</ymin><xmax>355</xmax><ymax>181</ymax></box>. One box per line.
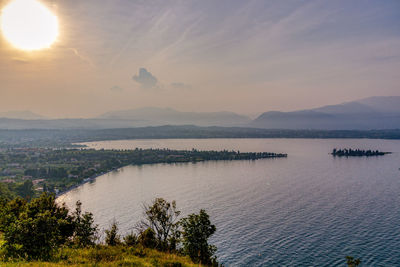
<box><xmin>57</xmin><ymin>138</ymin><xmax>400</xmax><ymax>266</ymax></box>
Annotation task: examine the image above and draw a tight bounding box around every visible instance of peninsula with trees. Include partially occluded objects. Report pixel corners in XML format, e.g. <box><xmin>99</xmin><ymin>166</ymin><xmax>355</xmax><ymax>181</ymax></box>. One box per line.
<box><xmin>0</xmin><ymin>148</ymin><xmax>287</xmax><ymax>199</ymax></box>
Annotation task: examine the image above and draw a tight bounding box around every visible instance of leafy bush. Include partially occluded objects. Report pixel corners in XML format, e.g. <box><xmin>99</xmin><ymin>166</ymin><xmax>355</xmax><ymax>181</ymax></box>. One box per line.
<box><xmin>137</xmin><ymin>198</ymin><xmax>181</xmax><ymax>251</ymax></box>
<box><xmin>0</xmin><ymin>193</ymin><xmax>98</xmax><ymax>260</ymax></box>
<box><xmin>180</xmin><ymin>209</ymin><xmax>217</xmax><ymax>265</ymax></box>
<box><xmin>0</xmin><ymin>183</ymin><xmax>15</xmax><ymax>202</ymax></box>
<box><xmin>105</xmin><ymin>221</ymin><xmax>121</xmax><ymax>246</ymax></box>
<box><xmin>71</xmin><ymin>200</ymin><xmax>98</xmax><ymax>247</ymax></box>
<box><xmin>138</xmin><ymin>228</ymin><xmax>157</xmax><ymax>249</ymax></box>
<box><xmin>123</xmin><ymin>231</ymin><xmax>138</xmax><ymax>246</ymax></box>
<box><xmin>346</xmin><ymin>256</ymin><xmax>361</xmax><ymax>267</ymax></box>
<box><xmin>0</xmin><ymin>193</ymin><xmax>74</xmax><ymax>260</ymax></box>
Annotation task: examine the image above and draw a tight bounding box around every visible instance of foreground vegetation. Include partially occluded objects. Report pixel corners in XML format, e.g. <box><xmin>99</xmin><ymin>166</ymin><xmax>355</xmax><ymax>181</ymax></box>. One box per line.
<box><xmin>0</xmin><ymin>246</ymin><xmax>202</xmax><ymax>267</ymax></box>
<box><xmin>0</xmin><ymin>148</ymin><xmax>286</xmax><ymax>199</ymax></box>
<box><xmin>0</xmin><ymin>193</ymin><xmax>363</xmax><ymax>266</ymax></box>
<box><xmin>0</xmin><ymin>194</ymin><xmax>219</xmax><ymax>266</ymax></box>
<box><xmin>0</xmin><ymin>249</ymin><xmax>361</xmax><ymax>267</ymax></box>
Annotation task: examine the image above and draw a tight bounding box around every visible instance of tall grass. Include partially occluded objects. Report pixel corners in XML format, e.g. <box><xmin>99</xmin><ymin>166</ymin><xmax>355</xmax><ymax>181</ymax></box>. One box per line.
<box><xmin>0</xmin><ymin>244</ymin><xmax>204</xmax><ymax>267</ymax></box>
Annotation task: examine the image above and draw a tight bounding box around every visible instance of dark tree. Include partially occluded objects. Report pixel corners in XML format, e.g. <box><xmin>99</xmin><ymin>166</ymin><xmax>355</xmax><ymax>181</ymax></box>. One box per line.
<box><xmin>138</xmin><ymin>228</ymin><xmax>157</xmax><ymax>248</ymax></box>
<box><xmin>105</xmin><ymin>220</ymin><xmax>121</xmax><ymax>246</ymax></box>
<box><xmin>137</xmin><ymin>198</ymin><xmax>181</xmax><ymax>250</ymax></box>
<box><xmin>180</xmin><ymin>209</ymin><xmax>217</xmax><ymax>265</ymax></box>
<box><xmin>71</xmin><ymin>200</ymin><xmax>98</xmax><ymax>247</ymax></box>
<box><xmin>346</xmin><ymin>256</ymin><xmax>361</xmax><ymax>267</ymax></box>
<box><xmin>0</xmin><ymin>193</ymin><xmax>74</xmax><ymax>260</ymax></box>
<box><xmin>123</xmin><ymin>231</ymin><xmax>138</xmax><ymax>246</ymax></box>
<box><xmin>0</xmin><ymin>183</ymin><xmax>15</xmax><ymax>202</ymax></box>
<box><xmin>16</xmin><ymin>180</ymin><xmax>34</xmax><ymax>200</ymax></box>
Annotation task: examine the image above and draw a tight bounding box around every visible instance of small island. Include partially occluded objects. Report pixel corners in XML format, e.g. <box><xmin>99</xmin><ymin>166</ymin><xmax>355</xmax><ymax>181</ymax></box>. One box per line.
<box><xmin>331</xmin><ymin>148</ymin><xmax>390</xmax><ymax>157</ymax></box>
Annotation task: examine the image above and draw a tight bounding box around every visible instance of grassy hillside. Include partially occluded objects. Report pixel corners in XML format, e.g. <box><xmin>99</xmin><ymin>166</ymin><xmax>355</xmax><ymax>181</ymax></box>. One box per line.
<box><xmin>0</xmin><ymin>245</ymin><xmax>203</xmax><ymax>267</ymax></box>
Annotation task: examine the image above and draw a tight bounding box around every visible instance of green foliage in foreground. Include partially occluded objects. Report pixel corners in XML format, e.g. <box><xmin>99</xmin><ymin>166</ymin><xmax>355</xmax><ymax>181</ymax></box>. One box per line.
<box><xmin>0</xmin><ymin>183</ymin><xmax>15</xmax><ymax>202</ymax></box>
<box><xmin>105</xmin><ymin>221</ymin><xmax>121</xmax><ymax>246</ymax></box>
<box><xmin>346</xmin><ymin>256</ymin><xmax>361</xmax><ymax>267</ymax></box>
<box><xmin>0</xmin><ymin>195</ymin><xmax>73</xmax><ymax>260</ymax></box>
<box><xmin>181</xmin><ymin>209</ymin><xmax>217</xmax><ymax>265</ymax></box>
<box><xmin>137</xmin><ymin>198</ymin><xmax>181</xmax><ymax>251</ymax></box>
<box><xmin>0</xmin><ymin>193</ymin><xmax>219</xmax><ymax>266</ymax></box>
<box><xmin>137</xmin><ymin>198</ymin><xmax>218</xmax><ymax>265</ymax></box>
<box><xmin>0</xmin><ymin>194</ymin><xmax>97</xmax><ymax>260</ymax></box>
<box><xmin>0</xmin><ymin>245</ymin><xmax>204</xmax><ymax>266</ymax></box>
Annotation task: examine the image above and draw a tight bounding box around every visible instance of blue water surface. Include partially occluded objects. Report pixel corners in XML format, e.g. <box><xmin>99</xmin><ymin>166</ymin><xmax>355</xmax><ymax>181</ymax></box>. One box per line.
<box><xmin>58</xmin><ymin>139</ymin><xmax>400</xmax><ymax>266</ymax></box>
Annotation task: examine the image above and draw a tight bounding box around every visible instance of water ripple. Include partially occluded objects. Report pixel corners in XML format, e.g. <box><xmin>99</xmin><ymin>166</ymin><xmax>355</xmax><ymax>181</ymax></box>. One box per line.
<box><xmin>59</xmin><ymin>138</ymin><xmax>400</xmax><ymax>266</ymax></box>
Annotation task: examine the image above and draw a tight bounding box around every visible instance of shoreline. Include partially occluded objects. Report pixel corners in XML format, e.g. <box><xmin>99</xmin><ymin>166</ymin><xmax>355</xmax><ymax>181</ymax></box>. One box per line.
<box><xmin>56</xmin><ymin>167</ymin><xmax>121</xmax><ymax>198</ymax></box>
<box><xmin>55</xmin><ymin>154</ymin><xmax>287</xmax><ymax>198</ymax></box>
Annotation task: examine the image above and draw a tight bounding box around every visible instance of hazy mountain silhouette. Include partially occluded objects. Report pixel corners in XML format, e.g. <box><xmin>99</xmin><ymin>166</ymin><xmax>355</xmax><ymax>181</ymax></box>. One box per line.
<box><xmin>98</xmin><ymin>107</ymin><xmax>252</xmax><ymax>127</ymax></box>
<box><xmin>252</xmin><ymin>96</ymin><xmax>400</xmax><ymax>130</ymax></box>
<box><xmin>1</xmin><ymin>97</ymin><xmax>399</xmax><ymax>130</ymax></box>
<box><xmin>0</xmin><ymin>118</ymin><xmax>146</xmax><ymax>130</ymax></box>
<box><xmin>0</xmin><ymin>107</ymin><xmax>251</xmax><ymax>129</ymax></box>
<box><xmin>0</xmin><ymin>110</ymin><xmax>46</xmax><ymax>120</ymax></box>
<box><xmin>356</xmin><ymin>96</ymin><xmax>400</xmax><ymax>113</ymax></box>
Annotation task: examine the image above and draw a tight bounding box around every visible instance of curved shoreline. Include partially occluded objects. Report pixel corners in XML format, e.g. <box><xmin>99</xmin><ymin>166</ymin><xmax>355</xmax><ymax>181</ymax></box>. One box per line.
<box><xmin>55</xmin><ymin>155</ymin><xmax>287</xmax><ymax>198</ymax></box>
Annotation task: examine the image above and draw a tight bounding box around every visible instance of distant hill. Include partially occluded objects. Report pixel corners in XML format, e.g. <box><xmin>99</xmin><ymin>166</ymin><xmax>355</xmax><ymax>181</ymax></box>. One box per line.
<box><xmin>252</xmin><ymin>96</ymin><xmax>400</xmax><ymax>130</ymax></box>
<box><xmin>0</xmin><ymin>108</ymin><xmax>251</xmax><ymax>129</ymax></box>
<box><xmin>0</xmin><ymin>110</ymin><xmax>46</xmax><ymax>120</ymax></box>
<box><xmin>356</xmin><ymin>96</ymin><xmax>400</xmax><ymax>113</ymax></box>
<box><xmin>98</xmin><ymin>107</ymin><xmax>251</xmax><ymax>127</ymax></box>
<box><xmin>1</xmin><ymin>97</ymin><xmax>399</xmax><ymax>130</ymax></box>
<box><xmin>0</xmin><ymin>118</ymin><xmax>143</xmax><ymax>130</ymax></box>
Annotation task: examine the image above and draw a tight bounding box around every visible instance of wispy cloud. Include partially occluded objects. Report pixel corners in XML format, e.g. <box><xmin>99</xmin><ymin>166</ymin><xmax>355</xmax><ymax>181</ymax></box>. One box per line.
<box><xmin>170</xmin><ymin>82</ymin><xmax>192</xmax><ymax>90</ymax></box>
<box><xmin>67</xmin><ymin>48</ymin><xmax>95</xmax><ymax>68</ymax></box>
<box><xmin>110</xmin><ymin>86</ymin><xmax>124</xmax><ymax>92</ymax></box>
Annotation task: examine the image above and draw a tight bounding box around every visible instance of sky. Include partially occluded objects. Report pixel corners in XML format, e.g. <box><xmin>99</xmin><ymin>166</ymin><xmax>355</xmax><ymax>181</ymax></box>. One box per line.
<box><xmin>0</xmin><ymin>0</ymin><xmax>399</xmax><ymax>118</ymax></box>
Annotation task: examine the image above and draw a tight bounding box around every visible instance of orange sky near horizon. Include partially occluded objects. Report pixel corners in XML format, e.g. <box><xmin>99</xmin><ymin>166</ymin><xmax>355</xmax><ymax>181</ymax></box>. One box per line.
<box><xmin>0</xmin><ymin>0</ymin><xmax>399</xmax><ymax>118</ymax></box>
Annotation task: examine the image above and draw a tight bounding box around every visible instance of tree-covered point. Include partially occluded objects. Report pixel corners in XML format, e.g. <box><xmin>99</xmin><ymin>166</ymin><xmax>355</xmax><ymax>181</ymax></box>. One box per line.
<box><xmin>331</xmin><ymin>148</ymin><xmax>390</xmax><ymax>157</ymax></box>
<box><xmin>0</xmin><ymin>148</ymin><xmax>286</xmax><ymax>200</ymax></box>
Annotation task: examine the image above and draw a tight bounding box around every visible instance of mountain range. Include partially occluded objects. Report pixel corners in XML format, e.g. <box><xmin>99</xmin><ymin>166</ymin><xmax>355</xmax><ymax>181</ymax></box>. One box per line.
<box><xmin>98</xmin><ymin>107</ymin><xmax>251</xmax><ymax>126</ymax></box>
<box><xmin>0</xmin><ymin>110</ymin><xmax>46</xmax><ymax>120</ymax></box>
<box><xmin>251</xmin><ymin>96</ymin><xmax>400</xmax><ymax>130</ymax></box>
<box><xmin>0</xmin><ymin>96</ymin><xmax>399</xmax><ymax>130</ymax></box>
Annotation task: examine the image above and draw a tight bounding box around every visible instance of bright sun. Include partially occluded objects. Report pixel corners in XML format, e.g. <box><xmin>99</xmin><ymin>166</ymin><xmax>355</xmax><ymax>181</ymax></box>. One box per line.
<box><xmin>1</xmin><ymin>0</ymin><xmax>58</xmax><ymax>51</ymax></box>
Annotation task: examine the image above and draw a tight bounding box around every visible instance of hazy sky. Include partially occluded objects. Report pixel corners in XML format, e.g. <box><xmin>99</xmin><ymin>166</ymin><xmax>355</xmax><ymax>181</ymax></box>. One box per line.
<box><xmin>0</xmin><ymin>0</ymin><xmax>399</xmax><ymax>118</ymax></box>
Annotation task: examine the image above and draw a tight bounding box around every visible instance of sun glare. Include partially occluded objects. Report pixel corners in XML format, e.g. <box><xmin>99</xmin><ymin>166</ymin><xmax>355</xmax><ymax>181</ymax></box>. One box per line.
<box><xmin>1</xmin><ymin>0</ymin><xmax>58</xmax><ymax>51</ymax></box>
